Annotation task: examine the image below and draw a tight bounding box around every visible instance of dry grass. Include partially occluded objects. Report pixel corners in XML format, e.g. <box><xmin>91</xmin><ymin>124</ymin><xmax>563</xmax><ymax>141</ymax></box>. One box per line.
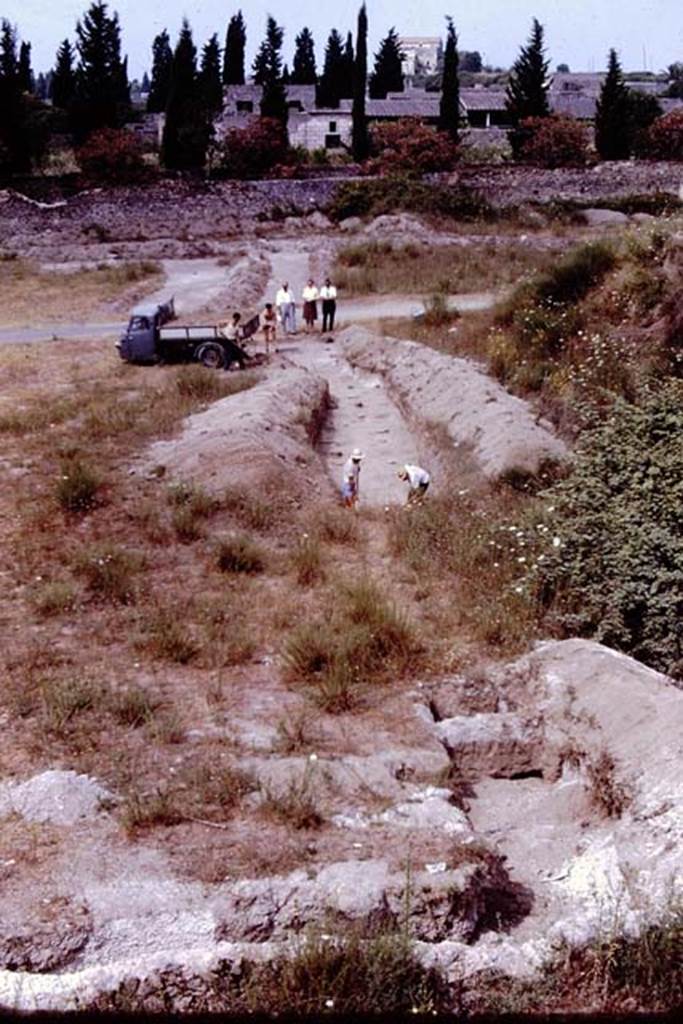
<box><xmin>334</xmin><ymin>240</ymin><xmax>550</xmax><ymax>297</ymax></box>
<box><xmin>0</xmin><ymin>258</ymin><xmax>164</xmax><ymax>325</ymax></box>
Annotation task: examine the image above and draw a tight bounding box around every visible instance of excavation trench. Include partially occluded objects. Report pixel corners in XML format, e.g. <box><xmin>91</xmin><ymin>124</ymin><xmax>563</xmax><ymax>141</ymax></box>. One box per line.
<box><xmin>263</xmin><ymin>245</ymin><xmax>435</xmax><ymax>506</ymax></box>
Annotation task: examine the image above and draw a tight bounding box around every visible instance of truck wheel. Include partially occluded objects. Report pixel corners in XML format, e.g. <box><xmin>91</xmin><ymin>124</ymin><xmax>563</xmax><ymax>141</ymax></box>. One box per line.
<box><xmin>196</xmin><ymin>343</ymin><xmax>226</xmax><ymax>369</ymax></box>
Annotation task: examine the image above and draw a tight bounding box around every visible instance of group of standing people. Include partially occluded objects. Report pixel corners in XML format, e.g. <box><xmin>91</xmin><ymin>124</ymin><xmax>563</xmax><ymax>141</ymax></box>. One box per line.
<box><xmin>275</xmin><ymin>278</ymin><xmax>338</xmax><ymax>336</ymax></box>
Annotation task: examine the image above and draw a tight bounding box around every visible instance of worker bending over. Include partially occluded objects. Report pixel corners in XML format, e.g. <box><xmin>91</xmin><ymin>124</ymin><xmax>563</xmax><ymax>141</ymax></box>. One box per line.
<box><xmin>398</xmin><ymin>464</ymin><xmax>430</xmax><ymax>505</ymax></box>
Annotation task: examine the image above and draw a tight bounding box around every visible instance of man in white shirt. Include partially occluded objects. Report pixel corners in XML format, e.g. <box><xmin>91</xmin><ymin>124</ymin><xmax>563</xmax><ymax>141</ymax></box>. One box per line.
<box><xmin>341</xmin><ymin>448</ymin><xmax>364</xmax><ymax>508</ymax></box>
<box><xmin>275</xmin><ymin>282</ymin><xmax>296</xmax><ymax>335</ymax></box>
<box><xmin>320</xmin><ymin>278</ymin><xmax>338</xmax><ymax>332</ymax></box>
<box><xmin>398</xmin><ymin>464</ymin><xmax>430</xmax><ymax>505</ymax></box>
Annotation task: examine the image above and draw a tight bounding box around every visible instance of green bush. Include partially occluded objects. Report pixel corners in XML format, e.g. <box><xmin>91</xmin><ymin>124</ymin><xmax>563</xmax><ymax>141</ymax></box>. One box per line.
<box><xmin>534</xmin><ymin>382</ymin><xmax>683</xmax><ymax>678</ymax></box>
<box><xmin>328</xmin><ymin>176</ymin><xmax>493</xmax><ymax>223</ymax></box>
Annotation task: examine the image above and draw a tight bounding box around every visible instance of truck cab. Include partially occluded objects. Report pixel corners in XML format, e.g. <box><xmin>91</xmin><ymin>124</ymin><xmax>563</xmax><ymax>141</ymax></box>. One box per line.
<box><xmin>117</xmin><ymin>298</ymin><xmax>175</xmax><ymax>363</ymax></box>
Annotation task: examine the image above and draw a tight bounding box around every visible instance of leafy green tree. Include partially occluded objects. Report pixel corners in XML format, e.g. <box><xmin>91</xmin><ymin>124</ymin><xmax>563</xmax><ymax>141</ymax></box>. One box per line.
<box><xmin>223</xmin><ymin>10</ymin><xmax>246</xmax><ymax>86</ymax></box>
<box><xmin>506</xmin><ymin>17</ymin><xmax>550</xmax><ymax>122</ymax></box>
<box><xmin>595</xmin><ymin>49</ymin><xmax>631</xmax><ymax>159</ymax></box>
<box><xmin>162</xmin><ymin>19</ymin><xmax>210</xmax><ymax>169</ymax></box>
<box><xmin>317</xmin><ymin>29</ymin><xmax>345</xmax><ymax>108</ymax></box>
<box><xmin>628</xmin><ymin>90</ymin><xmax>663</xmax><ymax>154</ymax></box>
<box><xmin>199</xmin><ymin>33</ymin><xmax>223</xmax><ymax>113</ymax></box>
<box><xmin>18</xmin><ymin>41</ymin><xmax>33</xmax><ymax>93</ymax></box>
<box><xmin>666</xmin><ymin>62</ymin><xmax>683</xmax><ymax>99</ymax></box>
<box><xmin>460</xmin><ymin>51</ymin><xmax>482</xmax><ymax>73</ymax></box>
<box><xmin>51</xmin><ymin>38</ymin><xmax>76</xmax><ymax>109</ymax></box>
<box><xmin>147</xmin><ymin>29</ymin><xmax>173</xmax><ymax>113</ymax></box>
<box><xmin>352</xmin><ymin>4</ymin><xmax>369</xmax><ymax>160</ymax></box>
<box><xmin>252</xmin><ymin>16</ymin><xmax>287</xmax><ymax>125</ymax></box>
<box><xmin>342</xmin><ymin>32</ymin><xmax>354</xmax><ymax>99</ymax></box>
<box><xmin>368</xmin><ymin>26</ymin><xmax>404</xmax><ymax>99</ymax></box>
<box><xmin>72</xmin><ymin>1</ymin><xmax>131</xmax><ymax>140</ymax></box>
<box><xmin>438</xmin><ymin>17</ymin><xmax>460</xmax><ymax>141</ymax></box>
<box><xmin>291</xmin><ymin>27</ymin><xmax>316</xmax><ymax>85</ymax></box>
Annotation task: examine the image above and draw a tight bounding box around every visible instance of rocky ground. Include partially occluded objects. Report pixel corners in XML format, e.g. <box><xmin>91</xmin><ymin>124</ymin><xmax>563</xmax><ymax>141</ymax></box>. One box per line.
<box><xmin>0</xmin><ymin>191</ymin><xmax>681</xmax><ymax>1014</ymax></box>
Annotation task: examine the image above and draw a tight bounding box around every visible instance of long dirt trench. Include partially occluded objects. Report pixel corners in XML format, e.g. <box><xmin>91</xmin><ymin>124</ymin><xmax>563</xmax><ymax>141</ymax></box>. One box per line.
<box><xmin>262</xmin><ymin>245</ymin><xmax>436</xmax><ymax>507</ymax></box>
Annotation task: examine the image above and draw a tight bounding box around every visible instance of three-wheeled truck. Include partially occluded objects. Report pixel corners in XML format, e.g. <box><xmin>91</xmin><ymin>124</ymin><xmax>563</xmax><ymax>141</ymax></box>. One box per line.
<box><xmin>116</xmin><ymin>299</ymin><xmax>260</xmax><ymax>369</ymax></box>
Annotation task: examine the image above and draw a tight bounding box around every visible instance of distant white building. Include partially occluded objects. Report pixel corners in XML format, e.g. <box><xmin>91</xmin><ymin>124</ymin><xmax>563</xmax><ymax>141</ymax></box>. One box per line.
<box><xmin>400</xmin><ymin>37</ymin><xmax>441</xmax><ymax>78</ymax></box>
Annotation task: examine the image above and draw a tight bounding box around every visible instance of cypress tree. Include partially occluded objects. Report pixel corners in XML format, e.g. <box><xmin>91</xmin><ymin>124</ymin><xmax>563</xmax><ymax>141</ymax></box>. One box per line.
<box><xmin>51</xmin><ymin>39</ymin><xmax>76</xmax><ymax>109</ymax></box>
<box><xmin>595</xmin><ymin>49</ymin><xmax>632</xmax><ymax>160</ymax></box>
<box><xmin>352</xmin><ymin>4</ymin><xmax>369</xmax><ymax>161</ymax></box>
<box><xmin>0</xmin><ymin>20</ymin><xmax>22</xmax><ymax>172</ymax></box>
<box><xmin>223</xmin><ymin>10</ymin><xmax>246</xmax><ymax>86</ymax></box>
<box><xmin>18</xmin><ymin>41</ymin><xmax>33</xmax><ymax>93</ymax></box>
<box><xmin>506</xmin><ymin>17</ymin><xmax>550</xmax><ymax>122</ymax></box>
<box><xmin>162</xmin><ymin>19</ymin><xmax>210</xmax><ymax>169</ymax></box>
<box><xmin>368</xmin><ymin>26</ymin><xmax>404</xmax><ymax>100</ymax></box>
<box><xmin>438</xmin><ymin>17</ymin><xmax>460</xmax><ymax>141</ymax></box>
<box><xmin>141</xmin><ymin>71</ymin><xmax>150</xmax><ymax>93</ymax></box>
<box><xmin>291</xmin><ymin>27</ymin><xmax>317</xmax><ymax>85</ymax></box>
<box><xmin>341</xmin><ymin>32</ymin><xmax>354</xmax><ymax>99</ymax></box>
<box><xmin>199</xmin><ymin>33</ymin><xmax>223</xmax><ymax>113</ymax></box>
<box><xmin>147</xmin><ymin>29</ymin><xmax>173</xmax><ymax>113</ymax></box>
<box><xmin>317</xmin><ymin>29</ymin><xmax>345</xmax><ymax>108</ymax></box>
<box><xmin>252</xmin><ymin>16</ymin><xmax>287</xmax><ymax>126</ymax></box>
<box><xmin>36</xmin><ymin>72</ymin><xmax>49</xmax><ymax>101</ymax></box>
<box><xmin>72</xmin><ymin>1</ymin><xmax>131</xmax><ymax>140</ymax></box>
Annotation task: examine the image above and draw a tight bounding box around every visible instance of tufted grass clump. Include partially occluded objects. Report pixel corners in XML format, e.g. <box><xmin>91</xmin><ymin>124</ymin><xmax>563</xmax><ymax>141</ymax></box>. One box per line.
<box><xmin>72</xmin><ymin>544</ymin><xmax>144</xmax><ymax>604</ymax></box>
<box><xmin>55</xmin><ymin>458</ymin><xmax>103</xmax><ymax>514</ymax></box>
<box><xmin>244</xmin><ymin>922</ymin><xmax>448</xmax><ymax>1015</ymax></box>
<box><xmin>216</xmin><ymin>535</ymin><xmax>266</xmax><ymax>574</ymax></box>
<box><xmin>283</xmin><ymin>578</ymin><xmax>421</xmax><ymax>712</ymax></box>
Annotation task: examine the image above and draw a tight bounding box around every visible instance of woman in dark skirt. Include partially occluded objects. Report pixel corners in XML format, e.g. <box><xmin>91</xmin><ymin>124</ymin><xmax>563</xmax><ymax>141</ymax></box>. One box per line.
<box><xmin>302</xmin><ymin>279</ymin><xmax>319</xmax><ymax>333</ymax></box>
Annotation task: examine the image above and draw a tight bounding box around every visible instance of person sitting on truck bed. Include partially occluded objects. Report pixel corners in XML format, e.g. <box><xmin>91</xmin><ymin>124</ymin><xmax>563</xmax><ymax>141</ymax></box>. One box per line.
<box><xmin>219</xmin><ymin>312</ymin><xmax>249</xmax><ymax>369</ymax></box>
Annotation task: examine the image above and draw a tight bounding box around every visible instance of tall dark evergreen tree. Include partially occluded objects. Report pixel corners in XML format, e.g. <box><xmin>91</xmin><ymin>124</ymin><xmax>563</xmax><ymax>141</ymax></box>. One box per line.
<box><xmin>51</xmin><ymin>39</ymin><xmax>76</xmax><ymax>109</ymax></box>
<box><xmin>252</xmin><ymin>16</ymin><xmax>287</xmax><ymax>125</ymax></box>
<box><xmin>199</xmin><ymin>33</ymin><xmax>223</xmax><ymax>113</ymax></box>
<box><xmin>438</xmin><ymin>17</ymin><xmax>460</xmax><ymax>140</ymax></box>
<box><xmin>36</xmin><ymin>72</ymin><xmax>49</xmax><ymax>100</ymax></box>
<box><xmin>341</xmin><ymin>32</ymin><xmax>354</xmax><ymax>99</ymax></box>
<box><xmin>72</xmin><ymin>1</ymin><xmax>131</xmax><ymax>140</ymax></box>
<box><xmin>352</xmin><ymin>4</ymin><xmax>369</xmax><ymax>161</ymax></box>
<box><xmin>291</xmin><ymin>27</ymin><xmax>317</xmax><ymax>85</ymax></box>
<box><xmin>223</xmin><ymin>10</ymin><xmax>246</xmax><ymax>86</ymax></box>
<box><xmin>162</xmin><ymin>19</ymin><xmax>210</xmax><ymax>169</ymax></box>
<box><xmin>18</xmin><ymin>41</ymin><xmax>33</xmax><ymax>93</ymax></box>
<box><xmin>147</xmin><ymin>29</ymin><xmax>173</xmax><ymax>113</ymax></box>
<box><xmin>141</xmin><ymin>71</ymin><xmax>150</xmax><ymax>93</ymax></box>
<box><xmin>317</xmin><ymin>29</ymin><xmax>345</xmax><ymax>108</ymax></box>
<box><xmin>0</xmin><ymin>21</ymin><xmax>44</xmax><ymax>173</ymax></box>
<box><xmin>368</xmin><ymin>27</ymin><xmax>404</xmax><ymax>99</ymax></box>
<box><xmin>595</xmin><ymin>49</ymin><xmax>632</xmax><ymax>160</ymax></box>
<box><xmin>506</xmin><ymin>17</ymin><xmax>550</xmax><ymax>122</ymax></box>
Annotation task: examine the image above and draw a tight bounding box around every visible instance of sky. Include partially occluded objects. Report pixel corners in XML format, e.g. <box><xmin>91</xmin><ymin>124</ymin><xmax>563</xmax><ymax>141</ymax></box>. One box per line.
<box><xmin>4</xmin><ymin>0</ymin><xmax>682</xmax><ymax>80</ymax></box>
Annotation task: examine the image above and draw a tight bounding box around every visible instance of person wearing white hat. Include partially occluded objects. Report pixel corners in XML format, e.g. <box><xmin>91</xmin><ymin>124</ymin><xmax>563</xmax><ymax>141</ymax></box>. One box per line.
<box><xmin>398</xmin><ymin>464</ymin><xmax>430</xmax><ymax>506</ymax></box>
<box><xmin>341</xmin><ymin>448</ymin><xmax>364</xmax><ymax>508</ymax></box>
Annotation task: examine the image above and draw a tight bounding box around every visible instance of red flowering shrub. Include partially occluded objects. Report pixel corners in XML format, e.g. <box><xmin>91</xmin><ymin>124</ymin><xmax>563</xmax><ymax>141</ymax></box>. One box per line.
<box><xmin>76</xmin><ymin>128</ymin><xmax>150</xmax><ymax>184</ymax></box>
<box><xmin>646</xmin><ymin>110</ymin><xmax>683</xmax><ymax>160</ymax></box>
<box><xmin>366</xmin><ymin>119</ymin><xmax>458</xmax><ymax>176</ymax></box>
<box><xmin>516</xmin><ymin>115</ymin><xmax>589</xmax><ymax>168</ymax></box>
<box><xmin>213</xmin><ymin>117</ymin><xmax>289</xmax><ymax>179</ymax></box>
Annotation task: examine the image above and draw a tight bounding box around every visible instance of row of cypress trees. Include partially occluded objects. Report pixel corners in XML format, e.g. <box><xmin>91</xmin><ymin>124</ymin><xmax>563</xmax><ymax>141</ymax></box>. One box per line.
<box><xmin>505</xmin><ymin>18</ymin><xmax>666</xmax><ymax>160</ymax></box>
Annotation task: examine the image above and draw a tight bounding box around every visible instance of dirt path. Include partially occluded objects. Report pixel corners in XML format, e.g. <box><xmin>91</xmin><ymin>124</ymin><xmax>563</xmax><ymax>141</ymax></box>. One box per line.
<box><xmin>263</xmin><ymin>244</ymin><xmax>435</xmax><ymax>506</ymax></box>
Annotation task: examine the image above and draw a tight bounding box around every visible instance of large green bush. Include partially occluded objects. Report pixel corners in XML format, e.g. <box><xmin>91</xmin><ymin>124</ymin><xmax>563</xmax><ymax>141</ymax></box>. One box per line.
<box><xmin>328</xmin><ymin>176</ymin><xmax>493</xmax><ymax>222</ymax></box>
<box><xmin>536</xmin><ymin>382</ymin><xmax>683</xmax><ymax>678</ymax></box>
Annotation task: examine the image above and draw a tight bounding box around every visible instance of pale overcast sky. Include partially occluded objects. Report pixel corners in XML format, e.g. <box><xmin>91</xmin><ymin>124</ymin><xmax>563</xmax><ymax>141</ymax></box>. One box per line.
<box><xmin>4</xmin><ymin>1</ymin><xmax>682</xmax><ymax>79</ymax></box>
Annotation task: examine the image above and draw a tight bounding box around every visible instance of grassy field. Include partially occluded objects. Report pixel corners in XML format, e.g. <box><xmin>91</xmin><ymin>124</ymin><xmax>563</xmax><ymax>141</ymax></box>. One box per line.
<box><xmin>333</xmin><ymin>239</ymin><xmax>553</xmax><ymax>296</ymax></box>
<box><xmin>0</xmin><ymin>257</ymin><xmax>163</xmax><ymax>325</ymax></box>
